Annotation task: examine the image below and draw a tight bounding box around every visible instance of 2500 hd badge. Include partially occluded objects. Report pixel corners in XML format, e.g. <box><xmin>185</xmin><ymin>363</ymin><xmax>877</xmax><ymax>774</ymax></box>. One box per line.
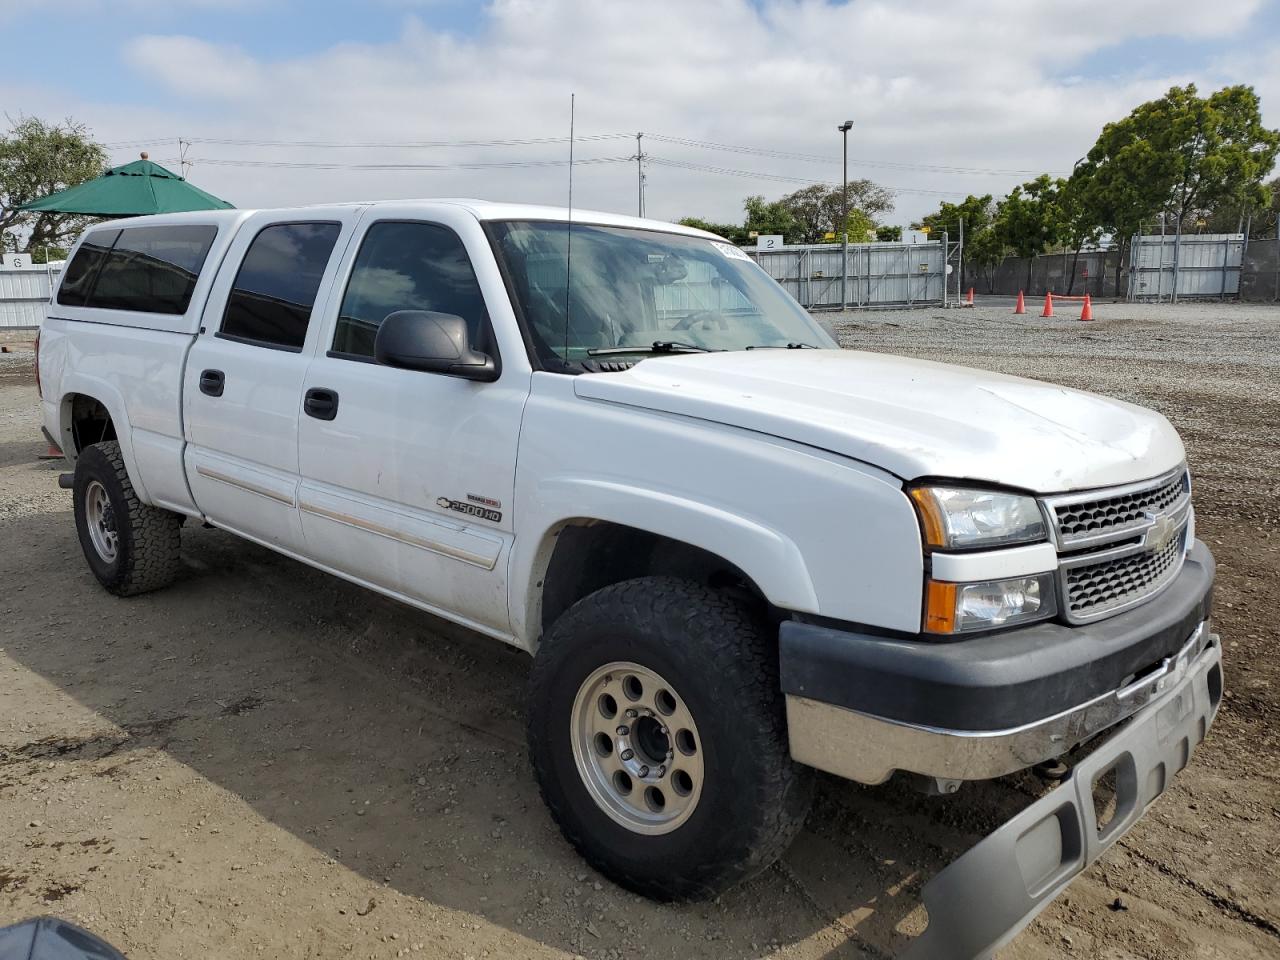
<box><xmin>436</xmin><ymin>496</ymin><xmax>502</xmax><ymax>523</ymax></box>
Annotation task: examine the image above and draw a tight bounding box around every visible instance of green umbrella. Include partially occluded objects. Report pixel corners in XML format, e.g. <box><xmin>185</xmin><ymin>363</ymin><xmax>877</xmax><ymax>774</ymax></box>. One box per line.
<box><xmin>19</xmin><ymin>152</ymin><xmax>234</xmax><ymax>216</ymax></box>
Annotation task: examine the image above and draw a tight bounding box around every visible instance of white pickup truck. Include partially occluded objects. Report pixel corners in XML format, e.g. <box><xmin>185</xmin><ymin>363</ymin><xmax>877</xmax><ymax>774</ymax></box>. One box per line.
<box><xmin>37</xmin><ymin>201</ymin><xmax>1221</xmax><ymax>958</ymax></box>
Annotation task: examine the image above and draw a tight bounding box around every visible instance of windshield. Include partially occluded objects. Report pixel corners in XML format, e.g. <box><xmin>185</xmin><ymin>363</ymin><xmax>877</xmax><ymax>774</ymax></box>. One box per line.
<box><xmin>488</xmin><ymin>221</ymin><xmax>836</xmax><ymax>368</ymax></box>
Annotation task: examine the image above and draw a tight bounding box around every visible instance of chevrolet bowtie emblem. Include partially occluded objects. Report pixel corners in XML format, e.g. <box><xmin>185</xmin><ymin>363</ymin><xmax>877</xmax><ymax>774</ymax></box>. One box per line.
<box><xmin>1145</xmin><ymin>513</ymin><xmax>1177</xmax><ymax>553</ymax></box>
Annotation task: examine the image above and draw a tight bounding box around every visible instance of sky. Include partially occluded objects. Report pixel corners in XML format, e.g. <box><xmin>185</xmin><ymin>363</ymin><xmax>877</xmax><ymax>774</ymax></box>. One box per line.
<box><xmin>3</xmin><ymin>0</ymin><xmax>1279</xmax><ymax>229</ymax></box>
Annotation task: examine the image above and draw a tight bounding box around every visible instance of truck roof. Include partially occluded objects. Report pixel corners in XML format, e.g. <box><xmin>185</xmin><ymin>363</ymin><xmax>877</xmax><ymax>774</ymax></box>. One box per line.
<box><xmin>86</xmin><ymin>200</ymin><xmax>723</xmax><ymax>241</ymax></box>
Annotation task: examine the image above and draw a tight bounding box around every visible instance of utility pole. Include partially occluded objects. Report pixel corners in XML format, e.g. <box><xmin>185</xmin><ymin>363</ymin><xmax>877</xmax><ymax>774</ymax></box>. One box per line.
<box><xmin>838</xmin><ymin>120</ymin><xmax>853</xmax><ymax>310</ymax></box>
<box><xmin>178</xmin><ymin>138</ymin><xmax>192</xmax><ymax>178</ymax></box>
<box><xmin>634</xmin><ymin>132</ymin><xmax>646</xmax><ymax>218</ymax></box>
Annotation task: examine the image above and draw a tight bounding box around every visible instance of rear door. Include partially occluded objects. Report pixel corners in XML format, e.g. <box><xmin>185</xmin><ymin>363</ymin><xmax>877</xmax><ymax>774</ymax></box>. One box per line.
<box><xmin>296</xmin><ymin>206</ymin><xmax>530</xmax><ymax>636</ymax></box>
<box><xmin>183</xmin><ymin>209</ymin><xmax>363</xmax><ymax>553</ymax></box>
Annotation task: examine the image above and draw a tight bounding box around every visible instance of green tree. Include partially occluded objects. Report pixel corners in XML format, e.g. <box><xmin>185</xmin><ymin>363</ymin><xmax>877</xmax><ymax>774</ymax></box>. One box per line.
<box><xmin>994</xmin><ymin>175</ymin><xmax>1064</xmax><ymax>291</ymax></box>
<box><xmin>29</xmin><ymin>245</ymin><xmax>69</xmax><ymax>263</ymax></box>
<box><xmin>1075</xmin><ymin>84</ymin><xmax>1279</xmax><ymax>290</ymax></box>
<box><xmin>912</xmin><ymin>194</ymin><xmax>995</xmax><ymax>239</ymax></box>
<box><xmin>1200</xmin><ymin>174</ymin><xmax>1279</xmax><ymax>238</ymax></box>
<box><xmin>1249</xmin><ymin>174</ymin><xmax>1279</xmax><ymax>238</ymax></box>
<box><xmin>676</xmin><ymin>216</ymin><xmax>748</xmax><ymax>244</ymax></box>
<box><xmin>816</xmin><ymin>208</ymin><xmax>877</xmax><ymax>243</ymax></box>
<box><xmin>776</xmin><ymin>181</ymin><xmax>893</xmax><ymax>244</ymax></box>
<box><xmin>875</xmin><ymin>224</ymin><xmax>902</xmax><ymax>242</ymax></box>
<box><xmin>965</xmin><ymin>225</ymin><xmax>1007</xmax><ymax>293</ymax></box>
<box><xmin>743</xmin><ymin>194</ymin><xmax>799</xmax><ymax>243</ymax></box>
<box><xmin>0</xmin><ymin>116</ymin><xmax>107</xmax><ymax>254</ymax></box>
<box><xmin>1058</xmin><ymin>175</ymin><xmax>1104</xmax><ymax>294</ymax></box>
<box><xmin>913</xmin><ymin>194</ymin><xmax>998</xmax><ymax>290</ymax></box>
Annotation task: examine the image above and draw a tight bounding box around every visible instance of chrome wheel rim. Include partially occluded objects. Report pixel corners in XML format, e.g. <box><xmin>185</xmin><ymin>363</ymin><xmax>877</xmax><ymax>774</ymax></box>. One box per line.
<box><xmin>85</xmin><ymin>480</ymin><xmax>119</xmax><ymax>563</ymax></box>
<box><xmin>570</xmin><ymin>661</ymin><xmax>704</xmax><ymax>835</ymax></box>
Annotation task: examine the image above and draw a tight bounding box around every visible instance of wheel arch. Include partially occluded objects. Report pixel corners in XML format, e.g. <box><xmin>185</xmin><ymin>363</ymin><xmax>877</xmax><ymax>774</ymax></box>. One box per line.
<box><xmin>512</xmin><ymin>482</ymin><xmax>820</xmax><ymax>648</ymax></box>
<box><xmin>57</xmin><ymin>376</ymin><xmax>152</xmax><ymax>505</ymax></box>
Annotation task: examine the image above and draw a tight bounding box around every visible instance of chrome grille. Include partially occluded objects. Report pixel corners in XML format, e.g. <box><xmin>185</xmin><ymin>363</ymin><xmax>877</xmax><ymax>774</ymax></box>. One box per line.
<box><xmin>1050</xmin><ymin>469</ymin><xmax>1189</xmax><ymax>547</ymax></box>
<box><xmin>1044</xmin><ymin>465</ymin><xmax>1192</xmax><ymax>625</ymax></box>
<box><xmin>1063</xmin><ymin>528</ymin><xmax>1186</xmax><ymax>620</ymax></box>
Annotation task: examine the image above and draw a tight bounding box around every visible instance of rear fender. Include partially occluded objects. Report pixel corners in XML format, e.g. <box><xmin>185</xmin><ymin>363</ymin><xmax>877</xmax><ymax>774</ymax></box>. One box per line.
<box><xmin>57</xmin><ymin>375</ymin><xmax>152</xmax><ymax>505</ymax></box>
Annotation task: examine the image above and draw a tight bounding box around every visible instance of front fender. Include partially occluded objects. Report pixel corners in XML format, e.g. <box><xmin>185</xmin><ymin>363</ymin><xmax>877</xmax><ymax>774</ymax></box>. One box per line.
<box><xmin>509</xmin><ymin>476</ymin><xmax>819</xmax><ymax>646</ymax></box>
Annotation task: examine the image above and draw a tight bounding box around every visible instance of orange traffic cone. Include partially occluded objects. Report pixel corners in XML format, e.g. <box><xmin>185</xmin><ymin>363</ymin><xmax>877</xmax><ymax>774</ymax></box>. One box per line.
<box><xmin>1079</xmin><ymin>294</ymin><xmax>1093</xmax><ymax>321</ymax></box>
<box><xmin>1040</xmin><ymin>293</ymin><xmax>1054</xmax><ymax>318</ymax></box>
<box><xmin>966</xmin><ymin>287</ymin><xmax>974</xmax><ymax>305</ymax></box>
<box><xmin>1014</xmin><ymin>290</ymin><xmax>1026</xmax><ymax>314</ymax></box>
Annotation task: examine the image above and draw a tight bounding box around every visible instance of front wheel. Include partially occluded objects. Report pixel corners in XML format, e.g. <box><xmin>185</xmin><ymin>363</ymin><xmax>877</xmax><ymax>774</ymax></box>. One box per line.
<box><xmin>527</xmin><ymin>576</ymin><xmax>812</xmax><ymax>900</ymax></box>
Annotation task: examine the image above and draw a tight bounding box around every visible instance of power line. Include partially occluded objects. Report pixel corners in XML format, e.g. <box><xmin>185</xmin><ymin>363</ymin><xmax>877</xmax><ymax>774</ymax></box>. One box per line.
<box><xmin>104</xmin><ymin>130</ymin><xmax>1049</xmax><ymax>177</ymax></box>
<box><xmin>647</xmin><ymin>156</ymin><xmax>967</xmax><ymax>198</ymax></box>
<box><xmin>180</xmin><ymin>155</ymin><xmax>635</xmax><ymax>172</ymax></box>
<box><xmin>646</xmin><ymin>133</ymin><xmax>1052</xmax><ymax>177</ymax></box>
<box><xmin>103</xmin><ymin>128</ymin><xmax>1026</xmax><ymax>204</ymax></box>
<box><xmin>105</xmin><ymin>133</ymin><xmax>633</xmax><ymax>150</ymax></box>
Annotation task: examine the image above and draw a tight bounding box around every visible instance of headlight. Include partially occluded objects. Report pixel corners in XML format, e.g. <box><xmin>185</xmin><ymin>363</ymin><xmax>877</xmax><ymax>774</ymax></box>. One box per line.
<box><xmin>924</xmin><ymin>573</ymin><xmax>1057</xmax><ymax>634</ymax></box>
<box><xmin>909</xmin><ymin>486</ymin><xmax>1047</xmax><ymax>550</ymax></box>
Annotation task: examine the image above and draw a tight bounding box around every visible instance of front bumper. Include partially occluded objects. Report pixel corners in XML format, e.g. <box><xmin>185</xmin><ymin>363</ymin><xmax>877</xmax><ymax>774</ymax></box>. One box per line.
<box><xmin>781</xmin><ymin>540</ymin><xmax>1215</xmax><ymax>783</ymax></box>
<box><xmin>901</xmin><ymin>630</ymin><xmax>1222</xmax><ymax>959</ymax></box>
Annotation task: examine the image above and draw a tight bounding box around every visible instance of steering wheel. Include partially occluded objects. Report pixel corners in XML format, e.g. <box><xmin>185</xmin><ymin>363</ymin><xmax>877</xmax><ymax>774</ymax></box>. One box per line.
<box><xmin>672</xmin><ymin>309</ymin><xmax>728</xmax><ymax>331</ymax></box>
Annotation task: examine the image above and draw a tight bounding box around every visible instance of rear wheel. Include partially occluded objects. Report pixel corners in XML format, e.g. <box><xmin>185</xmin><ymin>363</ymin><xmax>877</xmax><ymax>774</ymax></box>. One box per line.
<box><xmin>527</xmin><ymin>576</ymin><xmax>812</xmax><ymax>900</ymax></box>
<box><xmin>73</xmin><ymin>441</ymin><xmax>182</xmax><ymax>596</ymax></box>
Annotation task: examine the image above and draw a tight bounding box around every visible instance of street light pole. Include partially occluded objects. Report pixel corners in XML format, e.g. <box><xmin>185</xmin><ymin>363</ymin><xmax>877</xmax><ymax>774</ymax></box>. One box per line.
<box><xmin>838</xmin><ymin>120</ymin><xmax>853</xmax><ymax>310</ymax></box>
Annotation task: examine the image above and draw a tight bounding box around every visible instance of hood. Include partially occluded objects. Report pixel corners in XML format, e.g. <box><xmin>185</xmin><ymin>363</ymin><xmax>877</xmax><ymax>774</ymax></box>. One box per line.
<box><xmin>573</xmin><ymin>350</ymin><xmax>1184</xmax><ymax>493</ymax></box>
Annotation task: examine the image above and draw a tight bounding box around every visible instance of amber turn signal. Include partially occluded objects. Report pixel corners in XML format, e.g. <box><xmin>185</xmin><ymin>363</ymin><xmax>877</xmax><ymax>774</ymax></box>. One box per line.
<box><xmin>923</xmin><ymin>579</ymin><xmax>958</xmax><ymax>634</ymax></box>
<box><xmin>909</xmin><ymin>487</ymin><xmax>948</xmax><ymax>548</ymax></box>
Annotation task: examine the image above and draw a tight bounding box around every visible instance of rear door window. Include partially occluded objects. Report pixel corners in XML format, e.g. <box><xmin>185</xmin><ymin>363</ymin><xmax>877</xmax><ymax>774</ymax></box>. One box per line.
<box><xmin>87</xmin><ymin>224</ymin><xmax>218</xmax><ymax>314</ymax></box>
<box><xmin>56</xmin><ymin>229</ymin><xmax>120</xmax><ymax>307</ymax></box>
<box><xmin>220</xmin><ymin>222</ymin><xmax>341</xmax><ymax>351</ymax></box>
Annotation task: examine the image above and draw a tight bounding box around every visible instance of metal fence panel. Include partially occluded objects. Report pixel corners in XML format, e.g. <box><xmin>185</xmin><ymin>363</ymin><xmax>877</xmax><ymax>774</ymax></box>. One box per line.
<box><xmin>746</xmin><ymin>241</ymin><xmax>945</xmax><ymax>309</ymax></box>
<box><xmin>1128</xmin><ymin>233</ymin><xmax>1243</xmax><ymax>301</ymax></box>
<box><xmin>0</xmin><ymin>264</ymin><xmax>59</xmax><ymax>329</ymax></box>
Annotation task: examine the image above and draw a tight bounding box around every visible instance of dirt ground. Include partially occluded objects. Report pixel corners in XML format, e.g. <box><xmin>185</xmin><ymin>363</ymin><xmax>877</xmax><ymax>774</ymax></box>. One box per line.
<box><xmin>1</xmin><ymin>301</ymin><xmax>1278</xmax><ymax>959</ymax></box>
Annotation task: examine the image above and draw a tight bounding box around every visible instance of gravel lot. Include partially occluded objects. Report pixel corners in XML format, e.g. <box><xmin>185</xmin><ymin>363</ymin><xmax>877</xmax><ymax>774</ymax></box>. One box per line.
<box><xmin>1</xmin><ymin>300</ymin><xmax>1278</xmax><ymax>959</ymax></box>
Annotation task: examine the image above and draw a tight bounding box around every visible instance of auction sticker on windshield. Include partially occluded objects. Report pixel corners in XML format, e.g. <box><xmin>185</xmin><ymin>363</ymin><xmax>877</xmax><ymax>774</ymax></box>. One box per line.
<box><xmin>711</xmin><ymin>241</ymin><xmax>752</xmax><ymax>261</ymax></box>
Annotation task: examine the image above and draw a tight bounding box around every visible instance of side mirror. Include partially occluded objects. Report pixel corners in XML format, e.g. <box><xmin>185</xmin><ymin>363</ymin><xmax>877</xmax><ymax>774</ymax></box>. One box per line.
<box><xmin>374</xmin><ymin>310</ymin><xmax>498</xmax><ymax>382</ymax></box>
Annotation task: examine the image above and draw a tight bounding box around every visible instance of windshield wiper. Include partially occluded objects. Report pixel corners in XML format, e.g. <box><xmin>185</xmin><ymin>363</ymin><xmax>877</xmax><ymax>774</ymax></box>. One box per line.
<box><xmin>744</xmin><ymin>342</ymin><xmax>820</xmax><ymax>350</ymax></box>
<box><xmin>587</xmin><ymin>340</ymin><xmax>715</xmax><ymax>356</ymax></box>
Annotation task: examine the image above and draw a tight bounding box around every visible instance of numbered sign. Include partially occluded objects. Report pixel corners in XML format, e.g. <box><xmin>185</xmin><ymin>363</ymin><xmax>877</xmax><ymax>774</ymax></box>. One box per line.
<box><xmin>2</xmin><ymin>253</ymin><xmax>30</xmax><ymax>269</ymax></box>
<box><xmin>756</xmin><ymin>235</ymin><xmax>783</xmax><ymax>250</ymax></box>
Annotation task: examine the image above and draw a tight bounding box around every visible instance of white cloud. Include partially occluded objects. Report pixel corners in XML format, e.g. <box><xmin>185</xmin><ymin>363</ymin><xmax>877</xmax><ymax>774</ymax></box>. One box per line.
<box><xmin>128</xmin><ymin>36</ymin><xmax>264</xmax><ymax>100</ymax></box>
<box><xmin>24</xmin><ymin>0</ymin><xmax>1280</xmax><ymax>225</ymax></box>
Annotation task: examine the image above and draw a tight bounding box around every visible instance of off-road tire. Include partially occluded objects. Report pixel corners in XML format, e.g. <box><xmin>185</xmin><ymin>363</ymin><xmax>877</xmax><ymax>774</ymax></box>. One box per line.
<box><xmin>527</xmin><ymin>576</ymin><xmax>813</xmax><ymax>900</ymax></box>
<box><xmin>73</xmin><ymin>440</ymin><xmax>182</xmax><ymax>596</ymax></box>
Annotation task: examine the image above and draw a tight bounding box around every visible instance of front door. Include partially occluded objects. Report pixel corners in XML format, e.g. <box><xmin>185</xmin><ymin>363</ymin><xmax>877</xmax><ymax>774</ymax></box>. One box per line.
<box><xmin>296</xmin><ymin>209</ymin><xmax>530</xmax><ymax>637</ymax></box>
<box><xmin>183</xmin><ymin>210</ymin><xmax>362</xmax><ymax>553</ymax></box>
